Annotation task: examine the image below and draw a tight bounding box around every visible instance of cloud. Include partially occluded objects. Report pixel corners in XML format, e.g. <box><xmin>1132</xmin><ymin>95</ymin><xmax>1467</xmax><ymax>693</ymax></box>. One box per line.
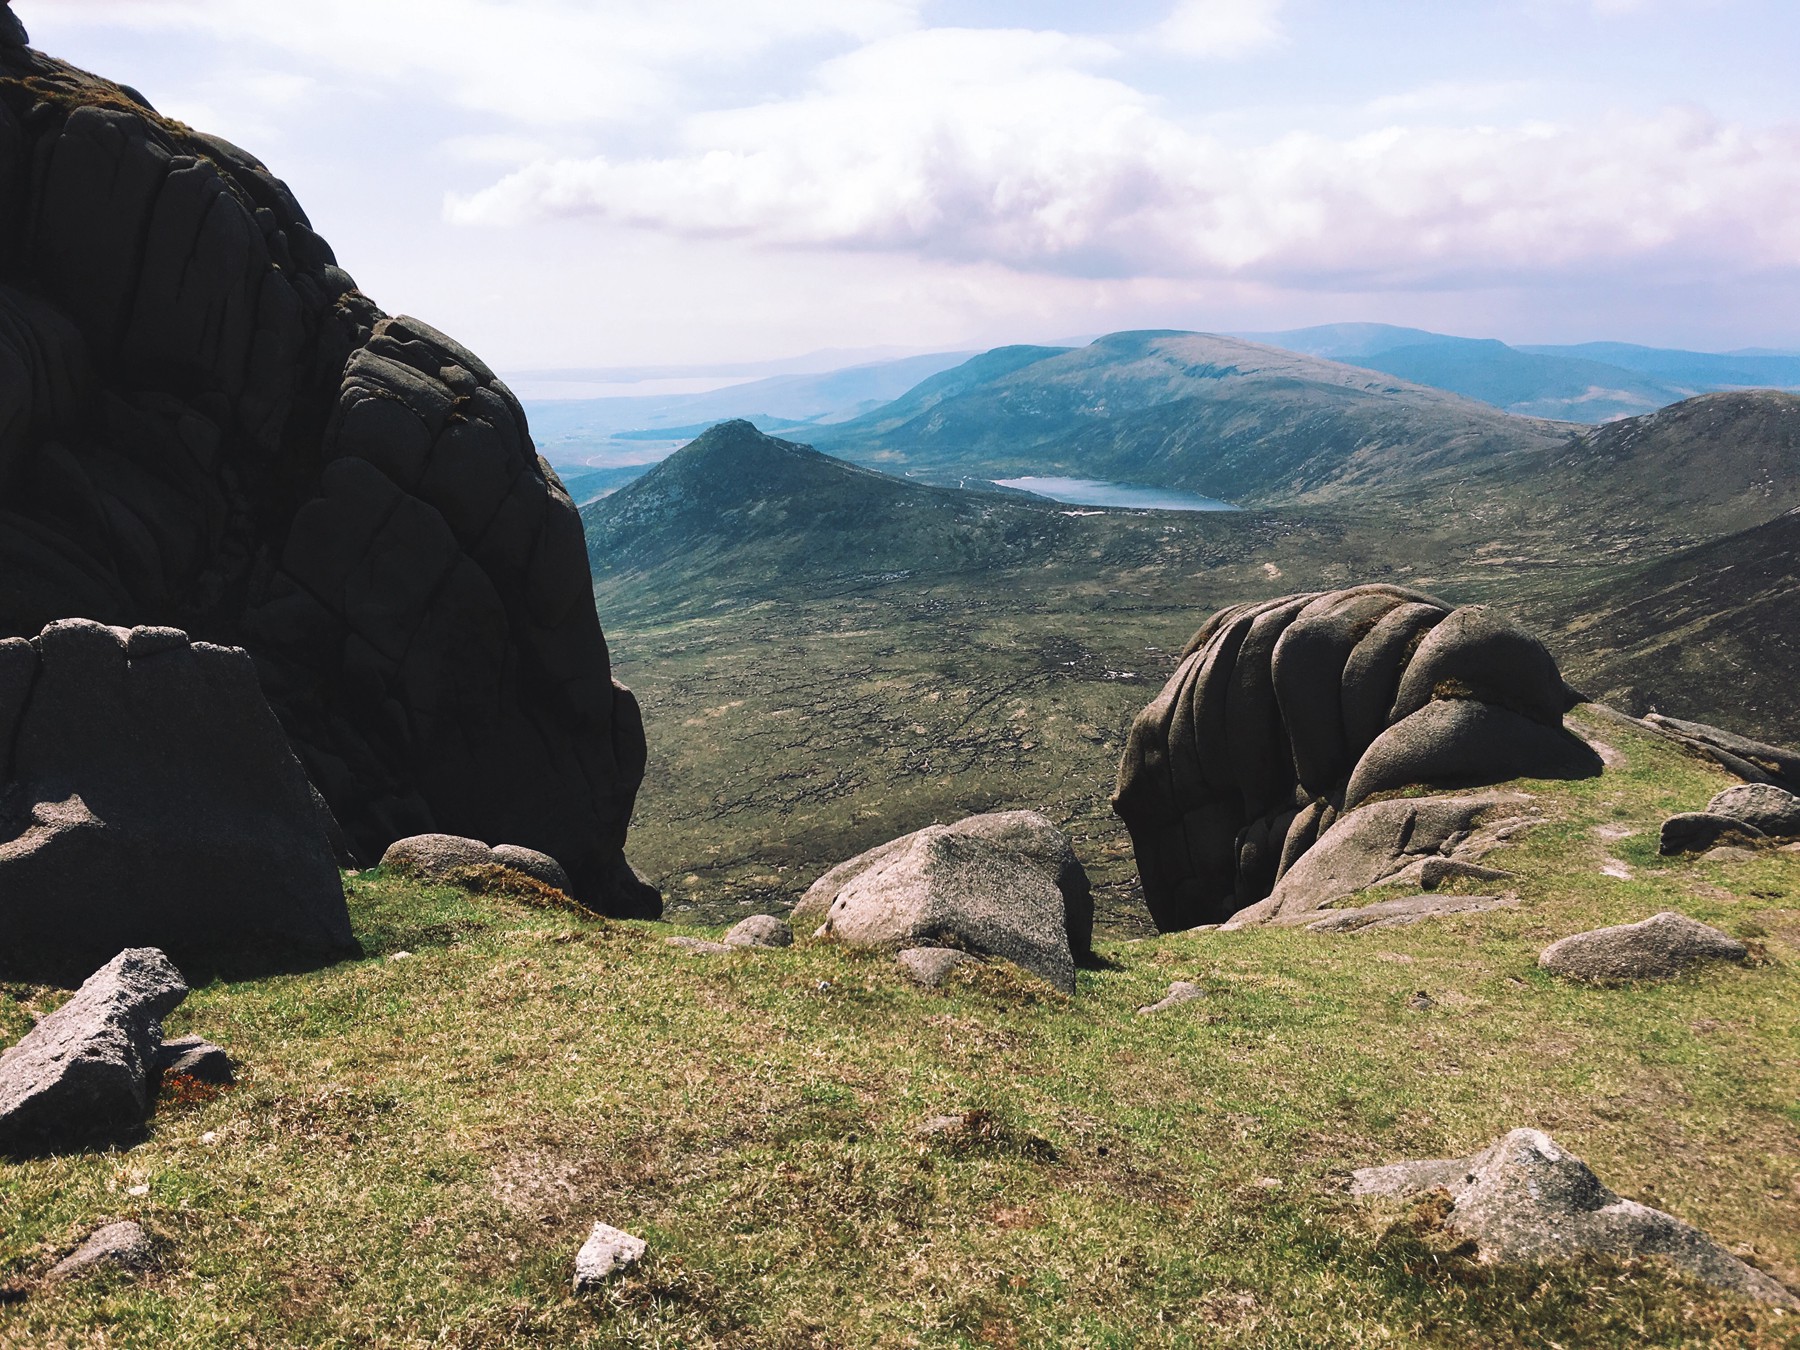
<box><xmin>32</xmin><ymin>0</ymin><xmax>926</xmax><ymax>125</ymax></box>
<box><xmin>1157</xmin><ymin>0</ymin><xmax>1286</xmax><ymax>59</ymax></box>
<box><xmin>445</xmin><ymin>26</ymin><xmax>1800</xmax><ymax>294</ymax></box>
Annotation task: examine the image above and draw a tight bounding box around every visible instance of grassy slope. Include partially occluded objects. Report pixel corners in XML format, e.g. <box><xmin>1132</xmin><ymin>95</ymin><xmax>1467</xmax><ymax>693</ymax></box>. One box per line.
<box><xmin>2</xmin><ymin>717</ymin><xmax>1797</xmax><ymax>1348</ymax></box>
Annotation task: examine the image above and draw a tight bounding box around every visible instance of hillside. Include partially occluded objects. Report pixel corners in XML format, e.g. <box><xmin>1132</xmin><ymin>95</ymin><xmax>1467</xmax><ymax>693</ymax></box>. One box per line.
<box><xmin>812</xmin><ymin>331</ymin><xmax>1573</xmax><ymax>503</ymax></box>
<box><xmin>1534</xmin><ymin>509</ymin><xmax>1800</xmax><ymax>744</ymax></box>
<box><xmin>6</xmin><ymin>719</ymin><xmax>1798</xmax><ymax>1347</ymax></box>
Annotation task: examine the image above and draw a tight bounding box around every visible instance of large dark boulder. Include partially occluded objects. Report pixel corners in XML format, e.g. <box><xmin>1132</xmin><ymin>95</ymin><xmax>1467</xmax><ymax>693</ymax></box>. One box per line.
<box><xmin>0</xmin><ymin>39</ymin><xmax>654</xmax><ymax>915</ymax></box>
<box><xmin>1114</xmin><ymin>586</ymin><xmax>1597</xmax><ymax>930</ymax></box>
<box><xmin>0</xmin><ymin>619</ymin><xmax>353</xmax><ymax>979</ymax></box>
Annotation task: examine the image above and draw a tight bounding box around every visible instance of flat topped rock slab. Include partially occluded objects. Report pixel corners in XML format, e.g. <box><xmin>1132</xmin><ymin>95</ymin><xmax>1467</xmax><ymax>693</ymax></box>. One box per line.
<box><xmin>573</xmin><ymin>1222</ymin><xmax>646</xmax><ymax>1291</ymax></box>
<box><xmin>1353</xmin><ymin>1128</ymin><xmax>1797</xmax><ymax>1307</ymax></box>
<box><xmin>0</xmin><ymin>948</ymin><xmax>187</xmax><ymax>1157</ymax></box>
<box><xmin>1225</xmin><ymin>793</ymin><xmax>1532</xmax><ymax>929</ymax></box>
<box><xmin>46</xmin><ymin>1221</ymin><xmax>156</xmax><ymax>1284</ymax></box>
<box><xmin>1539</xmin><ymin>912</ymin><xmax>1747</xmax><ymax>984</ymax></box>
<box><xmin>723</xmin><ymin>915</ymin><xmax>793</xmax><ymax>948</ymax></box>
<box><xmin>1301</xmin><ymin>893</ymin><xmax>1517</xmax><ymax>934</ymax></box>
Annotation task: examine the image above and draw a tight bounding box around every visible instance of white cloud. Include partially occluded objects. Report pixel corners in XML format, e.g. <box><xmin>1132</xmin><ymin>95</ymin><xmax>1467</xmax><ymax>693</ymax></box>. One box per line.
<box><xmin>445</xmin><ymin>24</ymin><xmax>1800</xmax><ymax>294</ymax></box>
<box><xmin>31</xmin><ymin>0</ymin><xmax>926</xmax><ymax>125</ymax></box>
<box><xmin>1157</xmin><ymin>0</ymin><xmax>1286</xmax><ymax>59</ymax></box>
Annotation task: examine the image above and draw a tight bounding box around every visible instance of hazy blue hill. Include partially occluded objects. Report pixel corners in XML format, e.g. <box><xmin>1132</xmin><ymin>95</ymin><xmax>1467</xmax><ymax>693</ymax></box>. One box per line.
<box><xmin>813</xmin><ymin>330</ymin><xmax>1573</xmax><ymax>502</ymax></box>
<box><xmin>1244</xmin><ymin>324</ymin><xmax>1800</xmax><ymax>423</ymax></box>
<box><xmin>523</xmin><ymin>349</ymin><xmax>975</xmax><ymax>465</ymax></box>
<box><xmin>1519</xmin><ymin>341</ymin><xmax>1800</xmax><ymax>390</ymax></box>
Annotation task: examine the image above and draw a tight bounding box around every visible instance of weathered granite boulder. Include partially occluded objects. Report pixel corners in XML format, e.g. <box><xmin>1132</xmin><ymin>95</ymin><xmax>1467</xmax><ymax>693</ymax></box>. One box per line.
<box><xmin>1658</xmin><ymin>812</ymin><xmax>1766</xmax><ymax>856</ymax></box>
<box><xmin>1223</xmin><ymin>794</ymin><xmax>1533</xmax><ymax>929</ymax></box>
<box><xmin>380</xmin><ymin>834</ymin><xmax>573</xmax><ymax>897</ymax></box>
<box><xmin>1539</xmin><ymin>912</ymin><xmax>1748</xmax><ymax>983</ymax></box>
<box><xmin>0</xmin><ymin>948</ymin><xmax>187</xmax><ymax>1157</ymax></box>
<box><xmin>1114</xmin><ymin>587</ymin><xmax>1596</xmax><ymax>930</ymax></box>
<box><xmin>723</xmin><ymin>914</ymin><xmax>793</xmax><ymax>948</ymax></box>
<box><xmin>1352</xmin><ymin>1128</ymin><xmax>1796</xmax><ymax>1307</ymax></box>
<box><xmin>801</xmin><ymin>816</ymin><xmax>1084</xmax><ymax>992</ymax></box>
<box><xmin>0</xmin><ymin>621</ymin><xmax>352</xmax><ymax>979</ymax></box>
<box><xmin>796</xmin><ymin>810</ymin><xmax>1092</xmax><ymax>961</ymax></box>
<box><xmin>1706</xmin><ymin>783</ymin><xmax>1800</xmax><ymax>838</ymax></box>
<box><xmin>0</xmin><ymin>41</ymin><xmax>652</xmax><ymax>916</ymax></box>
<box><xmin>46</xmin><ymin>1221</ymin><xmax>156</xmax><ymax>1284</ymax></box>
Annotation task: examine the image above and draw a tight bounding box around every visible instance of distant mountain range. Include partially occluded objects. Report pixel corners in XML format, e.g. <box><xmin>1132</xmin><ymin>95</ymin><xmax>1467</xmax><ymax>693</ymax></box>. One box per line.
<box><xmin>810</xmin><ymin>330</ymin><xmax>1571</xmax><ymax>503</ymax></box>
<box><xmin>527</xmin><ymin>325</ymin><xmax>1800</xmax><ymax>479</ymax></box>
<box><xmin>1237</xmin><ymin>323</ymin><xmax>1800</xmax><ymax>422</ymax></box>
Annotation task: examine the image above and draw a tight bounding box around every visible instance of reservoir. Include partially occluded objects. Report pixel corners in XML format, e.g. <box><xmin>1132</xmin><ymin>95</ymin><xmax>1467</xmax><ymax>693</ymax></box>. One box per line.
<box><xmin>992</xmin><ymin>476</ymin><xmax>1237</xmax><ymax>512</ymax></box>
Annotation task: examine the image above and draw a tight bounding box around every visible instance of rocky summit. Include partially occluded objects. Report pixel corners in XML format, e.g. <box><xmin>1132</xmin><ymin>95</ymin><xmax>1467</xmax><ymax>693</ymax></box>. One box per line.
<box><xmin>0</xmin><ymin>43</ymin><xmax>652</xmax><ymax>915</ymax></box>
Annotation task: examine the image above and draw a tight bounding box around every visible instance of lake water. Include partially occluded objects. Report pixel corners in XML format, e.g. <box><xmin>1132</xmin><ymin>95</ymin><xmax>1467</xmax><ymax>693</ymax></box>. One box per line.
<box><xmin>992</xmin><ymin>476</ymin><xmax>1237</xmax><ymax>512</ymax></box>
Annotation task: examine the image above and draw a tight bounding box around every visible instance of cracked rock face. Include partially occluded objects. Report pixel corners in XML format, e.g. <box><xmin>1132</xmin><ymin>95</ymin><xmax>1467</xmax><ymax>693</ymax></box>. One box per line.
<box><xmin>1352</xmin><ymin>1128</ymin><xmax>1797</xmax><ymax>1307</ymax></box>
<box><xmin>1113</xmin><ymin>586</ymin><xmax>1599</xmax><ymax>931</ymax></box>
<box><xmin>0</xmin><ymin>45</ymin><xmax>653</xmax><ymax>916</ymax></box>
<box><xmin>0</xmin><ymin>620</ymin><xmax>352</xmax><ymax>979</ymax></box>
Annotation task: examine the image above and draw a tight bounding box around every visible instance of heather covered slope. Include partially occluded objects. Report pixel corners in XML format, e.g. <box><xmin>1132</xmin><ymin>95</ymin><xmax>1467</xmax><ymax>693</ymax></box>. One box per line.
<box><xmin>0</xmin><ymin>31</ymin><xmax>653</xmax><ymax>912</ymax></box>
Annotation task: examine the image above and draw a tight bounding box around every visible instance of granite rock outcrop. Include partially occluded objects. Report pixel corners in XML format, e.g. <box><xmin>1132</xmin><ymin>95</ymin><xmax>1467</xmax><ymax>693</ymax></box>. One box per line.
<box><xmin>0</xmin><ymin>35</ymin><xmax>653</xmax><ymax>915</ymax></box>
<box><xmin>1114</xmin><ymin>586</ymin><xmax>1599</xmax><ymax>930</ymax></box>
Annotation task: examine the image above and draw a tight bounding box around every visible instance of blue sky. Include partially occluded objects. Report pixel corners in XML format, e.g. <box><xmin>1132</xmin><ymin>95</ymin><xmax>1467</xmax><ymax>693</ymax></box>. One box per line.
<box><xmin>20</xmin><ymin>0</ymin><xmax>1800</xmax><ymax>369</ymax></box>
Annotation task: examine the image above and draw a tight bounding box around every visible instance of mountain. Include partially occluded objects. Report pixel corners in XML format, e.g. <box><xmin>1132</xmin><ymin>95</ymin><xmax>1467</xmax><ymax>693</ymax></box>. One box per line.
<box><xmin>812</xmin><ymin>330</ymin><xmax>1573</xmax><ymax>503</ymax></box>
<box><xmin>0</xmin><ymin>35</ymin><xmax>653</xmax><ymax>912</ymax></box>
<box><xmin>1244</xmin><ymin>324</ymin><xmax>1800</xmax><ymax>423</ymax></box>
<box><xmin>1538</xmin><ymin>509</ymin><xmax>1800</xmax><ymax>744</ymax></box>
<box><xmin>1509</xmin><ymin>391</ymin><xmax>1800</xmax><ymax>550</ymax></box>
<box><xmin>581</xmin><ymin>420</ymin><xmax>1079</xmax><ymax>599</ymax></box>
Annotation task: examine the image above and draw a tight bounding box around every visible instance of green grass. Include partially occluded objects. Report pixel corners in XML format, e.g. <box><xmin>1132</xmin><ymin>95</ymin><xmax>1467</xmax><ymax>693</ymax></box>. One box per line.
<box><xmin>3</xmin><ymin>718</ymin><xmax>1797</xmax><ymax>1347</ymax></box>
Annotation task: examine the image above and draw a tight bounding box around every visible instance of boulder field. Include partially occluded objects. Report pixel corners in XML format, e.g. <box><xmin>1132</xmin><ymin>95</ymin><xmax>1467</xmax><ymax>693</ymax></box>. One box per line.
<box><xmin>0</xmin><ymin>34</ymin><xmax>653</xmax><ymax>916</ymax></box>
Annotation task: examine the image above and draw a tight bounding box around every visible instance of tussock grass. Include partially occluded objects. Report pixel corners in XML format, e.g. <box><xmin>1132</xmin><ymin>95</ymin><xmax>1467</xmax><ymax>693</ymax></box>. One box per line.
<box><xmin>2</xmin><ymin>719</ymin><xmax>1797</xmax><ymax>1346</ymax></box>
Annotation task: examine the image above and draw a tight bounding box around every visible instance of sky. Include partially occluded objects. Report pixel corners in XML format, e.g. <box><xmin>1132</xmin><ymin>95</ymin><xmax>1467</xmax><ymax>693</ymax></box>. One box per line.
<box><xmin>19</xmin><ymin>0</ymin><xmax>1800</xmax><ymax>371</ymax></box>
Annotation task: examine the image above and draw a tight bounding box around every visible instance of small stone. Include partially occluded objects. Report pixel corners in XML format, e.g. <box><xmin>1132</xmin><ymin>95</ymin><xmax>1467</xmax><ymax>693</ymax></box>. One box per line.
<box><xmin>389</xmin><ymin>950</ymin><xmax>412</xmax><ymax>961</ymax></box>
<box><xmin>1408</xmin><ymin>990</ymin><xmax>1436</xmax><ymax>1012</ymax></box>
<box><xmin>46</xmin><ymin>1221</ymin><xmax>155</xmax><ymax>1284</ymax></box>
<box><xmin>199</xmin><ymin>1131</ymin><xmax>218</xmax><ymax>1144</ymax></box>
<box><xmin>572</xmin><ymin>1221</ymin><xmax>646</xmax><ymax>1292</ymax></box>
<box><xmin>1539</xmin><ymin>912</ymin><xmax>1748</xmax><ymax>984</ymax></box>
<box><xmin>1137</xmin><ymin>981</ymin><xmax>1204</xmax><ymax>1014</ymax></box>
<box><xmin>722</xmin><ymin>915</ymin><xmax>793</xmax><ymax>948</ymax></box>
<box><xmin>896</xmin><ymin>947</ymin><xmax>974</xmax><ymax>988</ymax></box>
<box><xmin>1255</xmin><ymin>1176</ymin><xmax>1282</xmax><ymax>1190</ymax></box>
<box><xmin>1659</xmin><ymin>813</ymin><xmax>1765</xmax><ymax>856</ymax></box>
<box><xmin>155</xmin><ymin>1036</ymin><xmax>234</xmax><ymax>1085</ymax></box>
<box><xmin>665</xmin><ymin>936</ymin><xmax>732</xmax><ymax>954</ymax></box>
<box><xmin>125</xmin><ymin>1184</ymin><xmax>149</xmax><ymax>1197</ymax></box>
